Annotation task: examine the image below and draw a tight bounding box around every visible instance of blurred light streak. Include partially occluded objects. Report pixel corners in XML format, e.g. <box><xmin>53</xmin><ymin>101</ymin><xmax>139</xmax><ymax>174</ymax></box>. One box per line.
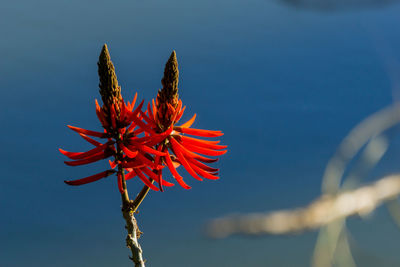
<box><xmin>208</xmin><ymin>104</ymin><xmax>400</xmax><ymax>266</ymax></box>
<box><xmin>322</xmin><ymin>104</ymin><xmax>400</xmax><ymax>194</ymax></box>
<box><xmin>207</xmin><ymin>174</ymin><xmax>400</xmax><ymax>238</ymax></box>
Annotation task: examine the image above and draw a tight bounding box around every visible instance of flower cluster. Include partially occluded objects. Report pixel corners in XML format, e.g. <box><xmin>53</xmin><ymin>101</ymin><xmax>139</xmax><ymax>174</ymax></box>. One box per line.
<box><xmin>60</xmin><ymin>45</ymin><xmax>226</xmax><ymax>193</ymax></box>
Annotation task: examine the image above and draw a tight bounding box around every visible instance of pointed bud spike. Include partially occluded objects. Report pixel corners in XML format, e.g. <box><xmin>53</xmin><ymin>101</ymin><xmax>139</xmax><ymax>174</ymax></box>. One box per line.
<box><xmin>97</xmin><ymin>44</ymin><xmax>121</xmax><ymax>108</ymax></box>
<box><xmin>160</xmin><ymin>50</ymin><xmax>179</xmax><ymax>104</ymax></box>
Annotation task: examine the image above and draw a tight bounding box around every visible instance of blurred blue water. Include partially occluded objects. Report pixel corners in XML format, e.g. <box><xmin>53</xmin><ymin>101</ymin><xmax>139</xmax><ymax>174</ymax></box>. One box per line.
<box><xmin>1</xmin><ymin>0</ymin><xmax>400</xmax><ymax>266</ymax></box>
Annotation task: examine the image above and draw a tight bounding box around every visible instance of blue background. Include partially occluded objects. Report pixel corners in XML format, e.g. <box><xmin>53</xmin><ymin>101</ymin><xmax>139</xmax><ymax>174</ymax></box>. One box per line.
<box><xmin>1</xmin><ymin>0</ymin><xmax>400</xmax><ymax>266</ymax></box>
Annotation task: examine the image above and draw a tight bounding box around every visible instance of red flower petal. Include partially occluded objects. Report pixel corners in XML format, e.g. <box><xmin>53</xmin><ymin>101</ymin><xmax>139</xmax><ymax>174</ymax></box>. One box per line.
<box><xmin>140</xmin><ymin>167</ymin><xmax>164</xmax><ymax>191</ymax></box>
<box><xmin>134</xmin><ymin>169</ymin><xmax>159</xmax><ymax>191</ymax></box>
<box><xmin>120</xmin><ymin>143</ymin><xmax>139</xmax><ymax>158</ymax></box>
<box><xmin>190</xmin><ymin>163</ymin><xmax>219</xmax><ymax>180</ymax></box>
<box><xmin>180</xmin><ymin>143</ymin><xmax>227</xmax><ymax>156</ymax></box>
<box><xmin>68</xmin><ymin>125</ymin><xmax>108</xmax><ymax>138</ymax></box>
<box><xmin>117</xmin><ymin>172</ymin><xmax>124</xmax><ymax>194</ymax></box>
<box><xmin>152</xmin><ymin>99</ymin><xmax>157</xmax><ymax>121</ymax></box>
<box><xmin>59</xmin><ymin>141</ymin><xmax>114</xmax><ymax>160</ymax></box>
<box><xmin>179</xmin><ymin>113</ymin><xmax>196</xmax><ymax>128</ymax></box>
<box><xmin>127</xmin><ymin>100</ymin><xmax>145</xmax><ymax>132</ymax></box>
<box><xmin>147</xmin><ymin>103</ymin><xmax>155</xmax><ymax>123</ymax></box>
<box><xmin>139</xmin><ymin>110</ymin><xmax>156</xmax><ymax>127</ymax></box>
<box><xmin>64</xmin><ymin>170</ymin><xmax>115</xmax><ymax>186</ymax></box>
<box><xmin>64</xmin><ymin>151</ymin><xmax>112</xmax><ymax>166</ymax></box>
<box><xmin>170</xmin><ymin>100</ymin><xmax>182</xmax><ymax>123</ymax></box>
<box><xmin>178</xmin><ymin>135</ymin><xmax>226</xmax><ymax>149</ymax></box>
<box><xmin>125</xmin><ymin>170</ymin><xmax>137</xmax><ymax>180</ymax></box>
<box><xmin>170</xmin><ymin>139</ymin><xmax>203</xmax><ymax>181</ymax></box>
<box><xmin>169</xmin><ymin>137</ymin><xmax>218</xmax><ymax>163</ymax></box>
<box><xmin>120</xmin><ymin>159</ymin><xmax>146</xmax><ymax>169</ymax></box>
<box><xmin>135</xmin><ymin>143</ymin><xmax>166</xmax><ymax>156</ymax></box>
<box><xmin>95</xmin><ymin>99</ymin><xmax>109</xmax><ymax>128</ymax></box>
<box><xmin>185</xmin><ymin>156</ymin><xmax>219</xmax><ymax>172</ymax></box>
<box><xmin>135</xmin><ymin>153</ymin><xmax>162</xmax><ymax>170</ymax></box>
<box><xmin>173</xmin><ymin>126</ymin><xmax>223</xmax><ymax>137</ymax></box>
<box><xmin>109</xmin><ymin>159</ymin><xmax>117</xmax><ymax>169</ymax></box>
<box><xmin>131</xmin><ymin>92</ymin><xmax>138</xmax><ymax>111</ymax></box>
<box><xmin>164</xmin><ymin>149</ymin><xmax>191</xmax><ymax>189</ymax></box>
<box><xmin>78</xmin><ymin>133</ymin><xmax>102</xmax><ymax>146</ymax></box>
<box><xmin>175</xmin><ymin>105</ymin><xmax>186</xmax><ymax>122</ymax></box>
<box><xmin>131</xmin><ymin>114</ymin><xmax>155</xmax><ymax>134</ymax></box>
<box><xmin>110</xmin><ymin>104</ymin><xmax>117</xmax><ymax>129</ymax></box>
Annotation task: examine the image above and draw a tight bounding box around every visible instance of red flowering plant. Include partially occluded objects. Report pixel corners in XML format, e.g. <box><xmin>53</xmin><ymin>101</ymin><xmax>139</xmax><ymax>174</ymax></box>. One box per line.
<box><xmin>60</xmin><ymin>45</ymin><xmax>226</xmax><ymax>266</ymax></box>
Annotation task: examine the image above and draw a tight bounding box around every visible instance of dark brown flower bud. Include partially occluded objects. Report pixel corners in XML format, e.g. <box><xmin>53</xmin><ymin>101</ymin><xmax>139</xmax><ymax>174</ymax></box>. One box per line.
<box><xmin>98</xmin><ymin>44</ymin><xmax>122</xmax><ymax>108</ymax></box>
<box><xmin>159</xmin><ymin>51</ymin><xmax>179</xmax><ymax>108</ymax></box>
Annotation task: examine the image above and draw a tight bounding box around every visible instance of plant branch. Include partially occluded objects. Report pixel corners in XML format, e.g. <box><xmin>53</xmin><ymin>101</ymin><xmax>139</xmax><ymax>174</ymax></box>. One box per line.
<box><xmin>132</xmin><ymin>183</ymin><xmax>152</xmax><ymax>213</ymax></box>
<box><xmin>116</xmin><ymin>139</ymin><xmax>145</xmax><ymax>267</ymax></box>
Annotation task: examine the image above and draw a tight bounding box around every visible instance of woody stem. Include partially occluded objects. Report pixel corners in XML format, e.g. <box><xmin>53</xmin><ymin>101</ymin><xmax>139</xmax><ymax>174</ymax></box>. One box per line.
<box><xmin>116</xmin><ymin>137</ymin><xmax>145</xmax><ymax>267</ymax></box>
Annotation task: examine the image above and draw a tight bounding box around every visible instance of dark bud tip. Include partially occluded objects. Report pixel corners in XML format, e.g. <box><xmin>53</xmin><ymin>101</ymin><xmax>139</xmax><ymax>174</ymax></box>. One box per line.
<box><xmin>97</xmin><ymin>44</ymin><xmax>122</xmax><ymax>108</ymax></box>
<box><xmin>160</xmin><ymin>50</ymin><xmax>179</xmax><ymax>105</ymax></box>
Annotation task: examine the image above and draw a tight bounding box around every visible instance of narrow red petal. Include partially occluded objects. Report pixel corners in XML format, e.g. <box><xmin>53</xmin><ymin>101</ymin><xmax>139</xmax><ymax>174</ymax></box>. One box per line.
<box><xmin>59</xmin><ymin>141</ymin><xmax>113</xmax><ymax>160</ymax></box>
<box><xmin>110</xmin><ymin>104</ymin><xmax>117</xmax><ymax>129</ymax></box>
<box><xmin>135</xmin><ymin>153</ymin><xmax>160</xmax><ymax>170</ymax></box>
<box><xmin>64</xmin><ymin>151</ymin><xmax>111</xmax><ymax>166</ymax></box>
<box><xmin>173</xmin><ymin>126</ymin><xmax>223</xmax><ymax>137</ymax></box>
<box><xmin>78</xmin><ymin>133</ymin><xmax>102</xmax><ymax>146</ymax></box>
<box><xmin>117</xmin><ymin>172</ymin><xmax>124</xmax><ymax>194</ymax></box>
<box><xmin>121</xmin><ymin>159</ymin><xmax>146</xmax><ymax>169</ymax></box>
<box><xmin>179</xmin><ymin>114</ymin><xmax>196</xmax><ymax>128</ymax></box>
<box><xmin>140</xmin><ymin>111</ymin><xmax>155</xmax><ymax>126</ymax></box>
<box><xmin>134</xmin><ymin>169</ymin><xmax>159</xmax><ymax>191</ymax></box>
<box><xmin>109</xmin><ymin>159</ymin><xmax>117</xmax><ymax>169</ymax></box>
<box><xmin>64</xmin><ymin>170</ymin><xmax>115</xmax><ymax>186</ymax></box>
<box><xmin>120</xmin><ymin>101</ymin><xmax>127</xmax><ymax>124</ymax></box>
<box><xmin>95</xmin><ymin>99</ymin><xmax>108</xmax><ymax>127</ymax></box>
<box><xmin>190</xmin><ymin>163</ymin><xmax>219</xmax><ymax>180</ymax></box>
<box><xmin>129</xmin><ymin>100</ymin><xmax>144</xmax><ymax>121</ymax></box>
<box><xmin>178</xmin><ymin>135</ymin><xmax>225</xmax><ymax>148</ymax></box>
<box><xmin>131</xmin><ymin>114</ymin><xmax>155</xmax><ymax>134</ymax></box>
<box><xmin>137</xmin><ymin>144</ymin><xmax>166</xmax><ymax>156</ymax></box>
<box><xmin>175</xmin><ymin>105</ymin><xmax>186</xmax><ymax>122</ymax></box>
<box><xmin>152</xmin><ymin>99</ymin><xmax>157</xmax><ymax>121</ymax></box>
<box><xmin>186</xmin><ymin>156</ymin><xmax>219</xmax><ymax>172</ymax></box>
<box><xmin>170</xmin><ymin>100</ymin><xmax>182</xmax><ymax>123</ymax></box>
<box><xmin>181</xmin><ymin>143</ymin><xmax>227</xmax><ymax>156</ymax></box>
<box><xmin>169</xmin><ymin>137</ymin><xmax>218</xmax><ymax>163</ymax></box>
<box><xmin>170</xmin><ymin>140</ymin><xmax>203</xmax><ymax>181</ymax></box>
<box><xmin>164</xmin><ymin>149</ymin><xmax>191</xmax><ymax>189</ymax></box>
<box><xmin>131</xmin><ymin>93</ymin><xmax>138</xmax><ymax>111</ymax></box>
<box><xmin>164</xmin><ymin>150</ymin><xmax>183</xmax><ymax>180</ymax></box>
<box><xmin>125</xmin><ymin>170</ymin><xmax>137</xmax><ymax>180</ymax></box>
<box><xmin>144</xmin><ymin>127</ymin><xmax>173</xmax><ymax>146</ymax></box>
<box><xmin>141</xmin><ymin>167</ymin><xmax>163</xmax><ymax>191</ymax></box>
<box><xmin>121</xmin><ymin>143</ymin><xmax>139</xmax><ymax>158</ymax></box>
<box><xmin>147</xmin><ymin>103</ymin><xmax>155</xmax><ymax>123</ymax></box>
<box><xmin>68</xmin><ymin>125</ymin><xmax>108</xmax><ymax>138</ymax></box>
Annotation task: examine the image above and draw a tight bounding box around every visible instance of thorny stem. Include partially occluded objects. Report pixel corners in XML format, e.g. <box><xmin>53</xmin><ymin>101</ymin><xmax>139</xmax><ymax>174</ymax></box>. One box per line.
<box><xmin>116</xmin><ymin>135</ymin><xmax>146</xmax><ymax>267</ymax></box>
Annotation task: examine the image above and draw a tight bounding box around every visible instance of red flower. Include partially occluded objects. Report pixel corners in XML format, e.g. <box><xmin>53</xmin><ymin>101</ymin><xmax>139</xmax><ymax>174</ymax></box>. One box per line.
<box><xmin>132</xmin><ymin>51</ymin><xmax>227</xmax><ymax>191</ymax></box>
<box><xmin>60</xmin><ymin>95</ymin><xmax>167</xmax><ymax>192</ymax></box>
<box><xmin>137</xmin><ymin>97</ymin><xmax>227</xmax><ymax>191</ymax></box>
